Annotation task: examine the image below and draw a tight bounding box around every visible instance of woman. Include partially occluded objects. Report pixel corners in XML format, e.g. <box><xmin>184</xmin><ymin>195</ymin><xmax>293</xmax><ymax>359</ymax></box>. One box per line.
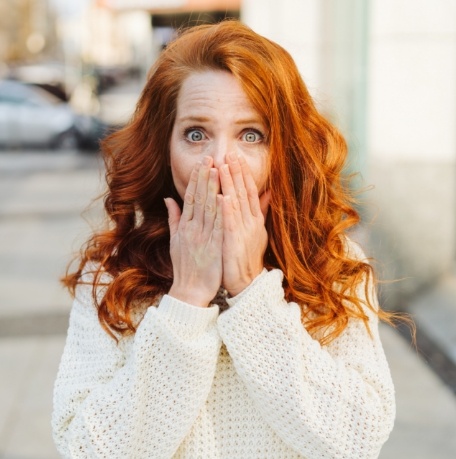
<box><xmin>53</xmin><ymin>20</ymin><xmax>396</xmax><ymax>458</ymax></box>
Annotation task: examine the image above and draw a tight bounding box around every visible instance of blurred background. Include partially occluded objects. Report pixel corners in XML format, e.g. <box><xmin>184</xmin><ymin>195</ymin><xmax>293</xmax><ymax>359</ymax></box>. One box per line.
<box><xmin>0</xmin><ymin>0</ymin><xmax>455</xmax><ymax>458</ymax></box>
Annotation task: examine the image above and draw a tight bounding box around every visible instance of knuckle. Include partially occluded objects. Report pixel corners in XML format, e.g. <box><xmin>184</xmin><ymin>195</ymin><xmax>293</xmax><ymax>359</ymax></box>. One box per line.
<box><xmin>184</xmin><ymin>192</ymin><xmax>194</xmax><ymax>205</ymax></box>
<box><xmin>190</xmin><ymin>169</ymin><xmax>199</xmax><ymax>182</ymax></box>
<box><xmin>194</xmin><ymin>192</ymin><xmax>204</xmax><ymax>204</ymax></box>
<box><xmin>205</xmin><ymin>203</ymin><xmax>215</xmax><ymax>214</ymax></box>
<box><xmin>214</xmin><ymin>218</ymin><xmax>223</xmax><ymax>230</ymax></box>
<box><xmin>237</xmin><ymin>188</ymin><xmax>247</xmax><ymax>200</ymax></box>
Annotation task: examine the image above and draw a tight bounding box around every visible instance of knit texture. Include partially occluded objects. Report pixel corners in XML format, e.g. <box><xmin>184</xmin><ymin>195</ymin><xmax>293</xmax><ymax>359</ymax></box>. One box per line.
<box><xmin>52</xmin><ymin>242</ymin><xmax>395</xmax><ymax>458</ymax></box>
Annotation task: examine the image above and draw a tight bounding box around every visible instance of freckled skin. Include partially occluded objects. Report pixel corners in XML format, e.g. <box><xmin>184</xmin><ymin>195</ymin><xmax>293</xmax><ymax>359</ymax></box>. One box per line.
<box><xmin>169</xmin><ymin>70</ymin><xmax>269</xmax><ymax>199</ymax></box>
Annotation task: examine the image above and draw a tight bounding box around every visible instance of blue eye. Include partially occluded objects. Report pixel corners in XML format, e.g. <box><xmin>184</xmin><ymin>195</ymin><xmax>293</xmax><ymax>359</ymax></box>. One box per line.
<box><xmin>185</xmin><ymin>129</ymin><xmax>205</xmax><ymax>142</ymax></box>
<box><xmin>242</xmin><ymin>130</ymin><xmax>263</xmax><ymax>143</ymax></box>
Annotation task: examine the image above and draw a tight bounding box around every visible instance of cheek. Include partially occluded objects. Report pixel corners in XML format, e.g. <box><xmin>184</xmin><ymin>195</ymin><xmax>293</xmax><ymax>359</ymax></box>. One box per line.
<box><xmin>170</xmin><ymin>154</ymin><xmax>195</xmax><ymax>199</ymax></box>
<box><xmin>245</xmin><ymin>156</ymin><xmax>269</xmax><ymax>193</ymax></box>
<box><xmin>169</xmin><ymin>135</ymin><xmax>188</xmax><ymax>199</ymax></box>
<box><xmin>170</xmin><ymin>161</ymin><xmax>187</xmax><ymax>199</ymax></box>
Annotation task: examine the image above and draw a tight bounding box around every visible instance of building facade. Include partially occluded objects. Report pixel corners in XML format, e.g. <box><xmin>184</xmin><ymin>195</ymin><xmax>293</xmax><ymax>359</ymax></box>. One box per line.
<box><xmin>242</xmin><ymin>0</ymin><xmax>456</xmax><ymax>308</ymax></box>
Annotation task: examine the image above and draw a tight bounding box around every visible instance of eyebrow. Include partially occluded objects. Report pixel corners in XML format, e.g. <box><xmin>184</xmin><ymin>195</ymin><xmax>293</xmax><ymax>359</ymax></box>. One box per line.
<box><xmin>176</xmin><ymin>115</ymin><xmax>264</xmax><ymax>125</ymax></box>
<box><xmin>234</xmin><ymin>118</ymin><xmax>263</xmax><ymax>126</ymax></box>
<box><xmin>176</xmin><ymin>116</ymin><xmax>211</xmax><ymax>123</ymax></box>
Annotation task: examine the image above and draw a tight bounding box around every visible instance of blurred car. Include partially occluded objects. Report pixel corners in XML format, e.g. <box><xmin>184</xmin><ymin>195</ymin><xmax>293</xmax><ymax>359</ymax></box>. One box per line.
<box><xmin>74</xmin><ymin>112</ymin><xmax>109</xmax><ymax>150</ymax></box>
<box><xmin>0</xmin><ymin>79</ymin><xmax>107</xmax><ymax>150</ymax></box>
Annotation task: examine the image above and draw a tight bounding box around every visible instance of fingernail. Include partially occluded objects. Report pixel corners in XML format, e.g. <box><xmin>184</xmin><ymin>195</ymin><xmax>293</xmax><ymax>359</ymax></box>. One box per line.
<box><xmin>221</xmin><ymin>164</ymin><xmax>230</xmax><ymax>175</ymax></box>
<box><xmin>203</xmin><ymin>156</ymin><xmax>211</xmax><ymax>166</ymax></box>
<box><xmin>228</xmin><ymin>152</ymin><xmax>237</xmax><ymax>162</ymax></box>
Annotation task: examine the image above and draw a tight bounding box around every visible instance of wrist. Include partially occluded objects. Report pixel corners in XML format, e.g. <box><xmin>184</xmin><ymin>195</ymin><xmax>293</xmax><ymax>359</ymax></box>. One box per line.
<box><xmin>225</xmin><ymin>268</ymin><xmax>264</xmax><ymax>297</ymax></box>
<box><xmin>224</xmin><ymin>267</ymin><xmax>267</xmax><ymax>298</ymax></box>
<box><xmin>168</xmin><ymin>285</ymin><xmax>212</xmax><ymax>308</ymax></box>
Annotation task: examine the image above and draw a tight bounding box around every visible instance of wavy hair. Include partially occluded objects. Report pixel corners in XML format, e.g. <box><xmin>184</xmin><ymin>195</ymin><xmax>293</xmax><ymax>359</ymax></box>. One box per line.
<box><xmin>63</xmin><ymin>20</ymin><xmax>394</xmax><ymax>344</ymax></box>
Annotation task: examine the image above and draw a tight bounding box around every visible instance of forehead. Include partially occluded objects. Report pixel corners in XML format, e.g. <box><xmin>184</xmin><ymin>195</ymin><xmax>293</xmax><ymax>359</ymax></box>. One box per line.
<box><xmin>175</xmin><ymin>70</ymin><xmax>260</xmax><ymax>118</ymax></box>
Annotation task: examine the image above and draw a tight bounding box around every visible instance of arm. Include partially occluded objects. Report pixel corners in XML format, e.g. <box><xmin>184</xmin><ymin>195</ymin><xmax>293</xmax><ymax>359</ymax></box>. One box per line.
<box><xmin>217</xmin><ymin>268</ymin><xmax>395</xmax><ymax>459</ymax></box>
<box><xmin>53</xmin><ymin>156</ymin><xmax>225</xmax><ymax>458</ymax></box>
<box><xmin>52</xmin><ymin>282</ymin><xmax>222</xmax><ymax>459</ymax></box>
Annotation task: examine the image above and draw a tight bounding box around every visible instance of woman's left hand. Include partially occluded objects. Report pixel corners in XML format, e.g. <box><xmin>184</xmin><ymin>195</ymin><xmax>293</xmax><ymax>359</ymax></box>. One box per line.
<box><xmin>220</xmin><ymin>153</ymin><xmax>271</xmax><ymax>297</ymax></box>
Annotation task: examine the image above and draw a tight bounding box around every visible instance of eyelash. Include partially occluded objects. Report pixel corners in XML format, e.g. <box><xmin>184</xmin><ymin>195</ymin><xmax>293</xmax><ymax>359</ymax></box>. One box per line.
<box><xmin>241</xmin><ymin>129</ymin><xmax>264</xmax><ymax>143</ymax></box>
<box><xmin>183</xmin><ymin>127</ymin><xmax>206</xmax><ymax>143</ymax></box>
<box><xmin>183</xmin><ymin>127</ymin><xmax>265</xmax><ymax>143</ymax></box>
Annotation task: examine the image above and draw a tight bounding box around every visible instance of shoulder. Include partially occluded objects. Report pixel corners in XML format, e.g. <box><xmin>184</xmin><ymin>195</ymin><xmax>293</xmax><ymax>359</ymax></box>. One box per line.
<box><xmin>342</xmin><ymin>235</ymin><xmax>370</xmax><ymax>263</ymax></box>
<box><xmin>74</xmin><ymin>261</ymin><xmax>112</xmax><ymax>299</ymax></box>
<box><xmin>341</xmin><ymin>235</ymin><xmax>379</xmax><ymax>317</ymax></box>
<box><xmin>70</xmin><ymin>262</ymin><xmax>112</xmax><ymax>321</ymax></box>
<box><xmin>73</xmin><ymin>262</ymin><xmax>149</xmax><ymax>331</ymax></box>
<box><xmin>68</xmin><ymin>264</ymin><xmax>132</xmax><ymax>348</ymax></box>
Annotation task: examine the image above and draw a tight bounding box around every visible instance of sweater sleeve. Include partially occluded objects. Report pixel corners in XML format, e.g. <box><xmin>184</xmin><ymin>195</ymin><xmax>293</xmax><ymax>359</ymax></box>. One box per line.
<box><xmin>217</xmin><ymin>260</ymin><xmax>395</xmax><ymax>458</ymax></box>
<box><xmin>52</xmin><ymin>280</ymin><xmax>222</xmax><ymax>459</ymax></box>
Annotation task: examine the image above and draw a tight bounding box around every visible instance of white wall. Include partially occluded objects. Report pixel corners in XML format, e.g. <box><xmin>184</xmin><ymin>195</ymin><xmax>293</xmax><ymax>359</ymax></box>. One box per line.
<box><xmin>369</xmin><ymin>0</ymin><xmax>456</xmax><ymax>162</ymax></box>
<box><xmin>241</xmin><ymin>0</ymin><xmax>323</xmax><ymax>99</ymax></box>
<box><xmin>367</xmin><ymin>0</ymin><xmax>456</xmax><ymax>303</ymax></box>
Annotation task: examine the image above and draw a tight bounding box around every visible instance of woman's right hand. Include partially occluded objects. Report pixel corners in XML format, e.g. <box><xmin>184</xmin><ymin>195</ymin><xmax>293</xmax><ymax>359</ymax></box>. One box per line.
<box><xmin>165</xmin><ymin>157</ymin><xmax>223</xmax><ymax>307</ymax></box>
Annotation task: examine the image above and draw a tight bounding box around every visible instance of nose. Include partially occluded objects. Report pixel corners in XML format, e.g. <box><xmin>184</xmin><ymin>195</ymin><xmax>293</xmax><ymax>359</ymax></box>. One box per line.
<box><xmin>210</xmin><ymin>137</ymin><xmax>232</xmax><ymax>169</ymax></box>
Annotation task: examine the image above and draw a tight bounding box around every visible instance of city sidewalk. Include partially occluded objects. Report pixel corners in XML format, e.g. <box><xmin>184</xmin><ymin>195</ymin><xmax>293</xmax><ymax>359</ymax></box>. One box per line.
<box><xmin>407</xmin><ymin>270</ymin><xmax>456</xmax><ymax>394</ymax></box>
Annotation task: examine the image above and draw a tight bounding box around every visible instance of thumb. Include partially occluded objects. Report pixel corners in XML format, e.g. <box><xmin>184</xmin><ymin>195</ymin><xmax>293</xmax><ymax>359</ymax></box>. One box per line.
<box><xmin>259</xmin><ymin>189</ymin><xmax>271</xmax><ymax>220</ymax></box>
<box><xmin>164</xmin><ymin>198</ymin><xmax>181</xmax><ymax>237</ymax></box>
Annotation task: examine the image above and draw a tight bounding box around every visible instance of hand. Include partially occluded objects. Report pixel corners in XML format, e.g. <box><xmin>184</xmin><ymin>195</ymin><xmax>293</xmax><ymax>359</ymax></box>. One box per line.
<box><xmin>165</xmin><ymin>157</ymin><xmax>223</xmax><ymax>307</ymax></box>
<box><xmin>220</xmin><ymin>153</ymin><xmax>271</xmax><ymax>297</ymax></box>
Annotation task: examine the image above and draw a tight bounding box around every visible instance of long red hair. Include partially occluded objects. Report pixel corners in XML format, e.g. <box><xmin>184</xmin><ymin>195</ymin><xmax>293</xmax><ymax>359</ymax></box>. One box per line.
<box><xmin>63</xmin><ymin>20</ymin><xmax>391</xmax><ymax>344</ymax></box>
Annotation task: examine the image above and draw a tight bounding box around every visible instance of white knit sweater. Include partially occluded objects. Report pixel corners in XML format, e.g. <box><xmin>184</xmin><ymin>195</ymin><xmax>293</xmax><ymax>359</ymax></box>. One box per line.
<box><xmin>52</xmin><ymin>245</ymin><xmax>395</xmax><ymax>459</ymax></box>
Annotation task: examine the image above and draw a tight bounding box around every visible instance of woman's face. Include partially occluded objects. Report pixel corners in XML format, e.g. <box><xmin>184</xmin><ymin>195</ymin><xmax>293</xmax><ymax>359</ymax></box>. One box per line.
<box><xmin>169</xmin><ymin>70</ymin><xmax>269</xmax><ymax>199</ymax></box>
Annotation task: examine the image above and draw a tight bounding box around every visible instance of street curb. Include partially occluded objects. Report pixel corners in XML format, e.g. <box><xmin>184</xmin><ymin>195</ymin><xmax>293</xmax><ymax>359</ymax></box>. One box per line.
<box><xmin>396</xmin><ymin>318</ymin><xmax>456</xmax><ymax>396</ymax></box>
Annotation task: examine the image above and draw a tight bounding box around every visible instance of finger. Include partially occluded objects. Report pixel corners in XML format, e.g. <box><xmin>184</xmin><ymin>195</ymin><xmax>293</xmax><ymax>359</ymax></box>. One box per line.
<box><xmin>193</xmin><ymin>156</ymin><xmax>212</xmax><ymax>223</ymax></box>
<box><xmin>181</xmin><ymin>162</ymin><xmax>200</xmax><ymax>223</ymax></box>
<box><xmin>226</xmin><ymin>153</ymin><xmax>251</xmax><ymax>221</ymax></box>
<box><xmin>219</xmin><ymin>163</ymin><xmax>235</xmax><ymax>199</ymax></box>
<box><xmin>219</xmin><ymin>163</ymin><xmax>242</xmax><ymax>225</ymax></box>
<box><xmin>259</xmin><ymin>189</ymin><xmax>271</xmax><ymax>220</ymax></box>
<box><xmin>222</xmin><ymin>195</ymin><xmax>237</xmax><ymax>232</ymax></box>
<box><xmin>238</xmin><ymin>155</ymin><xmax>263</xmax><ymax>218</ymax></box>
<box><xmin>203</xmin><ymin>168</ymin><xmax>219</xmax><ymax>234</ymax></box>
<box><xmin>164</xmin><ymin>198</ymin><xmax>181</xmax><ymax>237</ymax></box>
<box><xmin>211</xmin><ymin>194</ymin><xmax>224</xmax><ymax>246</ymax></box>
